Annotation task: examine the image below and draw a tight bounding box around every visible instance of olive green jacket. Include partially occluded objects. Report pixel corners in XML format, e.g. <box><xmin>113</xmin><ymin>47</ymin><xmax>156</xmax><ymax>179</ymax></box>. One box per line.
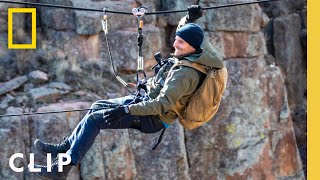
<box><xmin>129</xmin><ymin>41</ymin><xmax>224</xmax><ymax>124</ymax></box>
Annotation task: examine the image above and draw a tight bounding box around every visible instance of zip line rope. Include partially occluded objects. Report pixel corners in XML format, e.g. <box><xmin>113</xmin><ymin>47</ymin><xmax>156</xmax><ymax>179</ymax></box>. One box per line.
<box><xmin>0</xmin><ymin>0</ymin><xmax>131</xmax><ymax>14</ymax></box>
<box><xmin>0</xmin><ymin>0</ymin><xmax>282</xmax><ymax>118</ymax></box>
<box><xmin>0</xmin><ymin>107</ymin><xmax>112</xmax><ymax>118</ymax></box>
<box><xmin>0</xmin><ymin>0</ymin><xmax>281</xmax><ymax>15</ymax></box>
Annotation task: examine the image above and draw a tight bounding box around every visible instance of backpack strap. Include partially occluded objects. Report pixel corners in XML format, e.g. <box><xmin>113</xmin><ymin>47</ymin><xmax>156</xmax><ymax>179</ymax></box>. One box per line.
<box><xmin>177</xmin><ymin>60</ymin><xmax>208</xmax><ymax>74</ymax></box>
<box><xmin>167</xmin><ymin>60</ymin><xmax>208</xmax><ymax>77</ymax></box>
<box><xmin>172</xmin><ymin>101</ymin><xmax>184</xmax><ymax>121</ymax></box>
<box><xmin>152</xmin><ymin>128</ymin><xmax>166</xmax><ymax>150</ymax></box>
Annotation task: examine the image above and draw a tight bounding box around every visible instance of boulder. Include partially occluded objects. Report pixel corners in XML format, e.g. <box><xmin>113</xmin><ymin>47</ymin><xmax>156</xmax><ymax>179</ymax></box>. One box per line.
<box><xmin>80</xmin><ymin>130</ymin><xmax>137</xmax><ymax>180</ymax></box>
<box><xmin>129</xmin><ymin>121</ymin><xmax>189</xmax><ymax>179</ymax></box>
<box><xmin>80</xmin><ymin>139</ymin><xmax>106</xmax><ymax>180</ymax></box>
<box><xmin>0</xmin><ymin>94</ymin><xmax>15</xmax><ymax>109</ymax></box>
<box><xmin>38</xmin><ymin>29</ymin><xmax>106</xmax><ymax>63</ymax></box>
<box><xmin>273</xmin><ymin>13</ymin><xmax>307</xmax><ymax>176</ymax></box>
<box><xmin>0</xmin><ymin>107</ymin><xmax>28</xmax><ymax>180</ymax></box>
<box><xmin>47</xmin><ymin>82</ymin><xmax>72</xmax><ymax>91</ymax></box>
<box><xmin>74</xmin><ymin>11</ymin><xmax>101</xmax><ymax>35</ymax></box>
<box><xmin>199</xmin><ymin>3</ymin><xmax>265</xmax><ymax>32</ymax></box>
<box><xmin>39</xmin><ymin>8</ymin><xmax>76</xmax><ymax>31</ymax></box>
<box><xmin>100</xmin><ymin>130</ymin><xmax>136</xmax><ymax>179</ymax></box>
<box><xmin>27</xmin><ymin>86</ymin><xmax>67</xmax><ymax>102</ymax></box>
<box><xmin>260</xmin><ymin>0</ymin><xmax>306</xmax><ymax>17</ymax></box>
<box><xmin>35</xmin><ymin>0</ymin><xmax>75</xmax><ymax>31</ymax></box>
<box><xmin>28</xmin><ymin>70</ymin><xmax>48</xmax><ymax>84</ymax></box>
<box><xmin>0</xmin><ymin>75</ymin><xmax>28</xmax><ymax>95</ymax></box>
<box><xmin>206</xmin><ymin>31</ymin><xmax>267</xmax><ymax>59</ymax></box>
<box><xmin>28</xmin><ymin>102</ymin><xmax>90</xmax><ymax>179</ymax></box>
<box><xmin>246</xmin><ymin>31</ymin><xmax>268</xmax><ymax>57</ymax></box>
<box><xmin>273</xmin><ymin>13</ymin><xmax>306</xmax><ymax>107</ymax></box>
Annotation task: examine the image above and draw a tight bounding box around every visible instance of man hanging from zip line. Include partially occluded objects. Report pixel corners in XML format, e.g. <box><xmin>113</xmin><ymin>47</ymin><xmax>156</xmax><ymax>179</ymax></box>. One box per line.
<box><xmin>28</xmin><ymin>5</ymin><xmax>225</xmax><ymax>179</ymax></box>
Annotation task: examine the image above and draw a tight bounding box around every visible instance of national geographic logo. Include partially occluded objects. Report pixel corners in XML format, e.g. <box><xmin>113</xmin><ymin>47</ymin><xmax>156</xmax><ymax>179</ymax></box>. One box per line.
<box><xmin>7</xmin><ymin>8</ymin><xmax>36</xmax><ymax>49</ymax></box>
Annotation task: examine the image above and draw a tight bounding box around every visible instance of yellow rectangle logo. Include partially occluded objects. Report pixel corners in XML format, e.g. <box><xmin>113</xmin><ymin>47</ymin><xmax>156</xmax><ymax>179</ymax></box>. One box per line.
<box><xmin>8</xmin><ymin>8</ymin><xmax>36</xmax><ymax>49</ymax></box>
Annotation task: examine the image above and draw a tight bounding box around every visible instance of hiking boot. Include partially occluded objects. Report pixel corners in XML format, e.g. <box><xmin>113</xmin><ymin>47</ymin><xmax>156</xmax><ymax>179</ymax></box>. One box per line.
<box><xmin>29</xmin><ymin>159</ymin><xmax>73</xmax><ymax>180</ymax></box>
<box><xmin>34</xmin><ymin>136</ymin><xmax>70</xmax><ymax>157</ymax></box>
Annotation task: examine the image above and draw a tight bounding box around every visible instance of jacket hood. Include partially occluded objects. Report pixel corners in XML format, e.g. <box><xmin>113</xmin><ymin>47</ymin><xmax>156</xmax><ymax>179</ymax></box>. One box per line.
<box><xmin>181</xmin><ymin>40</ymin><xmax>224</xmax><ymax>69</ymax></box>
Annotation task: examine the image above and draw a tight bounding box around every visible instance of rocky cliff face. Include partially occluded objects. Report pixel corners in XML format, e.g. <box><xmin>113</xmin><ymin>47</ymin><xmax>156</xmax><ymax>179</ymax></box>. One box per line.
<box><xmin>0</xmin><ymin>0</ymin><xmax>306</xmax><ymax>179</ymax></box>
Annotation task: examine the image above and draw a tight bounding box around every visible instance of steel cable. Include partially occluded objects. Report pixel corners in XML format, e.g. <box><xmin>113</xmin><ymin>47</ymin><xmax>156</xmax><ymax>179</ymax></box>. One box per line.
<box><xmin>0</xmin><ymin>0</ymin><xmax>280</xmax><ymax>15</ymax></box>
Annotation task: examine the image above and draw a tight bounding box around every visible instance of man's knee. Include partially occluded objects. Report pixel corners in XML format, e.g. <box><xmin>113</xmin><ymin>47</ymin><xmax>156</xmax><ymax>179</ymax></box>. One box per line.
<box><xmin>86</xmin><ymin>112</ymin><xmax>105</xmax><ymax>127</ymax></box>
<box><xmin>90</xmin><ymin>100</ymin><xmax>109</xmax><ymax>109</ymax></box>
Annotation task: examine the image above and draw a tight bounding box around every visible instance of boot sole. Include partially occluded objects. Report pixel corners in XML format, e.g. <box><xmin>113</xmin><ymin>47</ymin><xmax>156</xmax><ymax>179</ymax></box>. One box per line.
<box><xmin>31</xmin><ymin>172</ymin><xmax>67</xmax><ymax>180</ymax></box>
<box><xmin>28</xmin><ymin>167</ymin><xmax>67</xmax><ymax>180</ymax></box>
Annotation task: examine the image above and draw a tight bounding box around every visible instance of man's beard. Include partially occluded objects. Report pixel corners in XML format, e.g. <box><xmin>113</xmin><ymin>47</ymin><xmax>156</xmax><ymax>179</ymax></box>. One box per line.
<box><xmin>173</xmin><ymin>49</ymin><xmax>184</xmax><ymax>58</ymax></box>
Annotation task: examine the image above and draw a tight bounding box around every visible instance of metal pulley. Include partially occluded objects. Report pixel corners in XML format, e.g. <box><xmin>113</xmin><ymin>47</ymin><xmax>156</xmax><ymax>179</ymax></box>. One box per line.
<box><xmin>132</xmin><ymin>6</ymin><xmax>147</xmax><ymax>17</ymax></box>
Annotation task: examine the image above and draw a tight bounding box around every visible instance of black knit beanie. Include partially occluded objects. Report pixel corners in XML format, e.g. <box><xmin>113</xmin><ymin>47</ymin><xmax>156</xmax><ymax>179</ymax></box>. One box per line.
<box><xmin>176</xmin><ymin>23</ymin><xmax>204</xmax><ymax>51</ymax></box>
